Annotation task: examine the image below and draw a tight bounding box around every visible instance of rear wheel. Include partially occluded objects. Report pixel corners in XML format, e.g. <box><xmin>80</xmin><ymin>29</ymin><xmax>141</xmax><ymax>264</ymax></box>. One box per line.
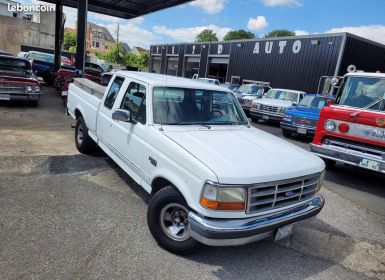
<box><xmin>75</xmin><ymin>116</ymin><xmax>96</xmax><ymax>154</ymax></box>
<box><xmin>147</xmin><ymin>186</ymin><xmax>200</xmax><ymax>255</ymax></box>
<box><xmin>250</xmin><ymin>116</ymin><xmax>259</xmax><ymax>123</ymax></box>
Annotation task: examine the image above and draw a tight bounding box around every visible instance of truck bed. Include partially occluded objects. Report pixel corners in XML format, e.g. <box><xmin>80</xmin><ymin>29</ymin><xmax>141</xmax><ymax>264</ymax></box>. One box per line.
<box><xmin>67</xmin><ymin>78</ymin><xmax>106</xmax><ymax>134</ymax></box>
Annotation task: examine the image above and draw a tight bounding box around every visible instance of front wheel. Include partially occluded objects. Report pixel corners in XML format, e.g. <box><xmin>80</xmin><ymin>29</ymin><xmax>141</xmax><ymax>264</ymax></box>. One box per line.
<box><xmin>250</xmin><ymin>116</ymin><xmax>259</xmax><ymax>123</ymax></box>
<box><xmin>282</xmin><ymin>129</ymin><xmax>291</xmax><ymax>138</ymax></box>
<box><xmin>147</xmin><ymin>186</ymin><xmax>200</xmax><ymax>255</ymax></box>
<box><xmin>324</xmin><ymin>159</ymin><xmax>336</xmax><ymax>170</ymax></box>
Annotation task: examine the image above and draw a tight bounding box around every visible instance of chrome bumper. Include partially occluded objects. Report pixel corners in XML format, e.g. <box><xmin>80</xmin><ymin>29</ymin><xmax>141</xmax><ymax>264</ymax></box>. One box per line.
<box><xmin>188</xmin><ymin>194</ymin><xmax>324</xmax><ymax>246</ymax></box>
<box><xmin>280</xmin><ymin>122</ymin><xmax>316</xmax><ymax>135</ymax></box>
<box><xmin>310</xmin><ymin>143</ymin><xmax>385</xmax><ymax>173</ymax></box>
<box><xmin>250</xmin><ymin>109</ymin><xmax>283</xmax><ymax>121</ymax></box>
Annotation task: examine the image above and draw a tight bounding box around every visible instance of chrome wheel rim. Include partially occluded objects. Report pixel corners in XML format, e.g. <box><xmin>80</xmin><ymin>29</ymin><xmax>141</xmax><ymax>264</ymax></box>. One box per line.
<box><xmin>77</xmin><ymin>123</ymin><xmax>84</xmax><ymax>145</ymax></box>
<box><xmin>160</xmin><ymin>203</ymin><xmax>190</xmax><ymax>241</ymax></box>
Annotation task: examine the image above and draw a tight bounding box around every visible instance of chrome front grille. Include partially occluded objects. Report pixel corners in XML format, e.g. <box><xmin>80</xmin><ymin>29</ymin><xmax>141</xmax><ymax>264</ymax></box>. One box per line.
<box><xmin>323</xmin><ymin>137</ymin><xmax>385</xmax><ymax>159</ymax></box>
<box><xmin>292</xmin><ymin>116</ymin><xmax>317</xmax><ymax>127</ymax></box>
<box><xmin>259</xmin><ymin>104</ymin><xmax>279</xmax><ymax>113</ymax></box>
<box><xmin>247</xmin><ymin>174</ymin><xmax>320</xmax><ymax>214</ymax></box>
<box><xmin>0</xmin><ymin>83</ymin><xmax>25</xmax><ymax>94</ymax></box>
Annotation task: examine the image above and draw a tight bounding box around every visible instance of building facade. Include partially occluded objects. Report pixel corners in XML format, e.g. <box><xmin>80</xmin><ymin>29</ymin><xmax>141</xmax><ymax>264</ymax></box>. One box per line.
<box><xmin>87</xmin><ymin>22</ymin><xmax>115</xmax><ymax>54</ymax></box>
<box><xmin>149</xmin><ymin>33</ymin><xmax>385</xmax><ymax>92</ymax></box>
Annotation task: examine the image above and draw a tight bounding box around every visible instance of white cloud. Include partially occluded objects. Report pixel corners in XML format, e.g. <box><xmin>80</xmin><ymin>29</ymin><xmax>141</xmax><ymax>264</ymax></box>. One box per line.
<box><xmin>294</xmin><ymin>30</ymin><xmax>310</xmax><ymax>36</ymax></box>
<box><xmin>189</xmin><ymin>0</ymin><xmax>227</xmax><ymax>14</ymax></box>
<box><xmin>261</xmin><ymin>0</ymin><xmax>303</xmax><ymax>7</ymax></box>
<box><xmin>247</xmin><ymin>16</ymin><xmax>268</xmax><ymax>32</ymax></box>
<box><xmin>102</xmin><ymin>23</ymin><xmax>156</xmax><ymax>49</ymax></box>
<box><xmin>325</xmin><ymin>25</ymin><xmax>385</xmax><ymax>45</ymax></box>
<box><xmin>63</xmin><ymin>7</ymin><xmax>77</xmax><ymax>28</ymax></box>
<box><xmin>153</xmin><ymin>24</ymin><xmax>231</xmax><ymax>42</ymax></box>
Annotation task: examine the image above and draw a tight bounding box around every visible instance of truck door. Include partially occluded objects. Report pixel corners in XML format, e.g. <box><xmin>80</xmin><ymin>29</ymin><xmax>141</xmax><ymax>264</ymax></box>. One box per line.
<box><xmin>109</xmin><ymin>80</ymin><xmax>148</xmax><ymax>185</ymax></box>
<box><xmin>96</xmin><ymin>75</ymin><xmax>126</xmax><ymax>151</ymax></box>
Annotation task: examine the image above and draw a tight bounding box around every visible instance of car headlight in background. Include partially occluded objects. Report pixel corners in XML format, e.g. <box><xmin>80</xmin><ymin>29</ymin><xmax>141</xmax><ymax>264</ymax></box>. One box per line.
<box><xmin>251</xmin><ymin>102</ymin><xmax>258</xmax><ymax>109</ymax></box>
<box><xmin>25</xmin><ymin>85</ymin><xmax>33</xmax><ymax>92</ymax></box>
<box><xmin>34</xmin><ymin>85</ymin><xmax>40</xmax><ymax>92</ymax></box>
<box><xmin>283</xmin><ymin>114</ymin><xmax>292</xmax><ymax>122</ymax></box>
<box><xmin>201</xmin><ymin>182</ymin><xmax>246</xmax><ymax>211</ymax></box>
<box><xmin>324</xmin><ymin>119</ymin><xmax>336</xmax><ymax>131</ymax></box>
<box><xmin>279</xmin><ymin>107</ymin><xmax>286</xmax><ymax>114</ymax></box>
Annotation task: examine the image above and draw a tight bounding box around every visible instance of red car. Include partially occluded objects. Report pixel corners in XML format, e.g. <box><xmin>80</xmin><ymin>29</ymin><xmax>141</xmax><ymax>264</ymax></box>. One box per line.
<box><xmin>0</xmin><ymin>55</ymin><xmax>41</xmax><ymax>106</ymax></box>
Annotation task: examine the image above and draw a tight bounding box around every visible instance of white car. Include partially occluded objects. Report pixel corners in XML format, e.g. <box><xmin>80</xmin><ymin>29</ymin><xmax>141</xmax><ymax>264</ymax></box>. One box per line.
<box><xmin>250</xmin><ymin>88</ymin><xmax>306</xmax><ymax>122</ymax></box>
<box><xmin>67</xmin><ymin>72</ymin><xmax>325</xmax><ymax>255</ymax></box>
<box><xmin>198</xmin><ymin>77</ymin><xmax>220</xmax><ymax>85</ymax></box>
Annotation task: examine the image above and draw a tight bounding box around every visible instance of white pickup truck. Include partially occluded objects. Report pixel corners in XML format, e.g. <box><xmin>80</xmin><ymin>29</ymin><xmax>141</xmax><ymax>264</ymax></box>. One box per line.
<box><xmin>67</xmin><ymin>72</ymin><xmax>325</xmax><ymax>255</ymax></box>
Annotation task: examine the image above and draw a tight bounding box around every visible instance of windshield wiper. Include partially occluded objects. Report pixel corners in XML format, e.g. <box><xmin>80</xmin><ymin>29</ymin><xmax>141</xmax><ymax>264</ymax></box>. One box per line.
<box><xmin>350</xmin><ymin>96</ymin><xmax>385</xmax><ymax>117</ymax></box>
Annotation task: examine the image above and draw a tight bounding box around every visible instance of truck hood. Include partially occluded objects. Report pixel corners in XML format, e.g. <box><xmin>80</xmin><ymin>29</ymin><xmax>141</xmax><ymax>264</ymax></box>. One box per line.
<box><xmin>163</xmin><ymin>127</ymin><xmax>324</xmax><ymax>184</ymax></box>
<box><xmin>286</xmin><ymin>106</ymin><xmax>320</xmax><ymax>119</ymax></box>
<box><xmin>255</xmin><ymin>98</ymin><xmax>294</xmax><ymax>108</ymax></box>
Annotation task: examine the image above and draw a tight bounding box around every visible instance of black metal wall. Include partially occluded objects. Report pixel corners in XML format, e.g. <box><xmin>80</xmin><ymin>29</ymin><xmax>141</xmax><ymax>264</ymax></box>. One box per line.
<box><xmin>150</xmin><ymin>33</ymin><xmax>385</xmax><ymax>92</ymax></box>
<box><xmin>227</xmin><ymin>35</ymin><xmax>343</xmax><ymax>92</ymax></box>
<box><xmin>339</xmin><ymin>35</ymin><xmax>385</xmax><ymax>75</ymax></box>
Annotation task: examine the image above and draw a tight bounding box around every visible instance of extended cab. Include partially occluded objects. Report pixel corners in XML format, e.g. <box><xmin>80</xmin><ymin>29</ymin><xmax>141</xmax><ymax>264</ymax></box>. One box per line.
<box><xmin>310</xmin><ymin>72</ymin><xmax>385</xmax><ymax>173</ymax></box>
<box><xmin>250</xmin><ymin>89</ymin><xmax>306</xmax><ymax>122</ymax></box>
<box><xmin>67</xmin><ymin>72</ymin><xmax>325</xmax><ymax>254</ymax></box>
<box><xmin>0</xmin><ymin>55</ymin><xmax>41</xmax><ymax>106</ymax></box>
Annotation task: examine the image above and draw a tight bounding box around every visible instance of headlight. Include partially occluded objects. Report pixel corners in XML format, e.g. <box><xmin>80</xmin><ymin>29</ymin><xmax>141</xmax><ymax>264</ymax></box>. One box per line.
<box><xmin>34</xmin><ymin>85</ymin><xmax>40</xmax><ymax>92</ymax></box>
<box><xmin>251</xmin><ymin>101</ymin><xmax>258</xmax><ymax>108</ymax></box>
<box><xmin>26</xmin><ymin>85</ymin><xmax>33</xmax><ymax>92</ymax></box>
<box><xmin>324</xmin><ymin>119</ymin><xmax>336</xmax><ymax>131</ymax></box>
<box><xmin>283</xmin><ymin>114</ymin><xmax>292</xmax><ymax>122</ymax></box>
<box><xmin>201</xmin><ymin>182</ymin><xmax>246</xmax><ymax>211</ymax></box>
<box><xmin>279</xmin><ymin>107</ymin><xmax>286</xmax><ymax>114</ymax></box>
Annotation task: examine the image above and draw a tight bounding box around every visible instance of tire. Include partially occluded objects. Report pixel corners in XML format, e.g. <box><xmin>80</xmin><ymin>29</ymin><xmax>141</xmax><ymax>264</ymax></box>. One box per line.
<box><xmin>147</xmin><ymin>186</ymin><xmax>200</xmax><ymax>255</ymax></box>
<box><xmin>29</xmin><ymin>100</ymin><xmax>38</xmax><ymax>107</ymax></box>
<box><xmin>250</xmin><ymin>116</ymin><xmax>259</xmax><ymax>123</ymax></box>
<box><xmin>75</xmin><ymin>116</ymin><xmax>96</xmax><ymax>154</ymax></box>
<box><xmin>324</xmin><ymin>159</ymin><xmax>336</xmax><ymax>170</ymax></box>
<box><xmin>282</xmin><ymin>129</ymin><xmax>291</xmax><ymax>138</ymax></box>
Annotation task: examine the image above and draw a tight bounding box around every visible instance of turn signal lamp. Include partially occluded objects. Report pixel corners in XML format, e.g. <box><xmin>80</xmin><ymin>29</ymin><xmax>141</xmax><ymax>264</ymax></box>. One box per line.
<box><xmin>200</xmin><ymin>183</ymin><xmax>246</xmax><ymax>211</ymax></box>
<box><xmin>338</xmin><ymin>123</ymin><xmax>350</xmax><ymax>133</ymax></box>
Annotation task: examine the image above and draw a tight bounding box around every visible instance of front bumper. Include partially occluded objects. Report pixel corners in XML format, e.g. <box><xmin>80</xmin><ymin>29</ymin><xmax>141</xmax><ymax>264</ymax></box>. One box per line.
<box><xmin>0</xmin><ymin>94</ymin><xmax>41</xmax><ymax>101</ymax></box>
<box><xmin>241</xmin><ymin>105</ymin><xmax>251</xmax><ymax>114</ymax></box>
<box><xmin>280</xmin><ymin>122</ymin><xmax>316</xmax><ymax>135</ymax></box>
<box><xmin>188</xmin><ymin>194</ymin><xmax>324</xmax><ymax>246</ymax></box>
<box><xmin>310</xmin><ymin>143</ymin><xmax>385</xmax><ymax>173</ymax></box>
<box><xmin>250</xmin><ymin>109</ymin><xmax>283</xmax><ymax>122</ymax></box>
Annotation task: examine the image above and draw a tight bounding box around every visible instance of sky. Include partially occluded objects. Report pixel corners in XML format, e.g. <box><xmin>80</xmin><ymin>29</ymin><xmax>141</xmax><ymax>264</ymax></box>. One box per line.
<box><xmin>19</xmin><ymin>0</ymin><xmax>385</xmax><ymax>49</ymax></box>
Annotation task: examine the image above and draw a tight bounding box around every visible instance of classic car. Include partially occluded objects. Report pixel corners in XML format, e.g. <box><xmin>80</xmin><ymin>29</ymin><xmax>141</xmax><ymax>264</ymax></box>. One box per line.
<box><xmin>235</xmin><ymin>84</ymin><xmax>270</xmax><ymax>115</ymax></box>
<box><xmin>0</xmin><ymin>55</ymin><xmax>41</xmax><ymax>106</ymax></box>
<box><xmin>250</xmin><ymin>88</ymin><xmax>306</xmax><ymax>122</ymax></box>
<box><xmin>67</xmin><ymin>72</ymin><xmax>325</xmax><ymax>255</ymax></box>
<box><xmin>280</xmin><ymin>94</ymin><xmax>334</xmax><ymax>137</ymax></box>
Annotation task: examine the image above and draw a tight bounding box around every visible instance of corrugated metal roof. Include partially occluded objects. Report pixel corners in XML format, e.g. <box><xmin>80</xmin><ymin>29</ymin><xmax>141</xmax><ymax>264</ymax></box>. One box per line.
<box><xmin>44</xmin><ymin>0</ymin><xmax>193</xmax><ymax>19</ymax></box>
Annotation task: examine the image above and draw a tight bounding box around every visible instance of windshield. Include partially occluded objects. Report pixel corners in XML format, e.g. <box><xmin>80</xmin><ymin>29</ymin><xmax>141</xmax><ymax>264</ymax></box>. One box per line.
<box><xmin>153</xmin><ymin>87</ymin><xmax>248</xmax><ymax>125</ymax></box>
<box><xmin>299</xmin><ymin>96</ymin><xmax>328</xmax><ymax>109</ymax></box>
<box><xmin>265</xmin><ymin>89</ymin><xmax>299</xmax><ymax>102</ymax></box>
<box><xmin>335</xmin><ymin>76</ymin><xmax>385</xmax><ymax>111</ymax></box>
<box><xmin>0</xmin><ymin>58</ymin><xmax>31</xmax><ymax>72</ymax></box>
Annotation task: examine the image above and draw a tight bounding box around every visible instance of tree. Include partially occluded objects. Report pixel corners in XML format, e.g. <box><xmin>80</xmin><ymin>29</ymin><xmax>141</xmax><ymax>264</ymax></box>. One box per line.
<box><xmin>265</xmin><ymin>29</ymin><xmax>295</xmax><ymax>38</ymax></box>
<box><xmin>223</xmin><ymin>29</ymin><xmax>255</xmax><ymax>41</ymax></box>
<box><xmin>195</xmin><ymin>29</ymin><xmax>218</xmax><ymax>42</ymax></box>
<box><xmin>102</xmin><ymin>43</ymin><xmax>126</xmax><ymax>64</ymax></box>
<box><xmin>63</xmin><ymin>31</ymin><xmax>77</xmax><ymax>50</ymax></box>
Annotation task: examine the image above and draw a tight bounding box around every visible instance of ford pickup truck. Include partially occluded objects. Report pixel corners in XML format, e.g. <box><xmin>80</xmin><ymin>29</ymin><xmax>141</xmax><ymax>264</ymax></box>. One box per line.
<box><xmin>67</xmin><ymin>72</ymin><xmax>325</xmax><ymax>255</ymax></box>
<box><xmin>250</xmin><ymin>89</ymin><xmax>306</xmax><ymax>123</ymax></box>
<box><xmin>310</xmin><ymin>72</ymin><xmax>385</xmax><ymax>173</ymax></box>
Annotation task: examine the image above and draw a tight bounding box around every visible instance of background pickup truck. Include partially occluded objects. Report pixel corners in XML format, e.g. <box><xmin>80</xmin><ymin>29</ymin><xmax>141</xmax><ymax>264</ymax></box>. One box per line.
<box><xmin>67</xmin><ymin>72</ymin><xmax>325</xmax><ymax>255</ymax></box>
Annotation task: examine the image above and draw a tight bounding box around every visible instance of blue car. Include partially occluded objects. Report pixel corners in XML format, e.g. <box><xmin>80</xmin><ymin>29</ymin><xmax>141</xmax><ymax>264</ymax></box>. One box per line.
<box><xmin>280</xmin><ymin>94</ymin><xmax>334</xmax><ymax>137</ymax></box>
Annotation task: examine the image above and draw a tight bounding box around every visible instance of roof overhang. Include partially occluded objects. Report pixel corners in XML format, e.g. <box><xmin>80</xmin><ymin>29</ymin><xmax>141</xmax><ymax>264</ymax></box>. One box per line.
<box><xmin>43</xmin><ymin>0</ymin><xmax>194</xmax><ymax>19</ymax></box>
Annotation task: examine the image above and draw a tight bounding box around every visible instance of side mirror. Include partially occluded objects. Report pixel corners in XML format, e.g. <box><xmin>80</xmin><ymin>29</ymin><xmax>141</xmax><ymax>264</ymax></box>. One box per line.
<box><xmin>112</xmin><ymin>109</ymin><xmax>132</xmax><ymax>122</ymax></box>
<box><xmin>327</xmin><ymin>99</ymin><xmax>334</xmax><ymax>106</ymax></box>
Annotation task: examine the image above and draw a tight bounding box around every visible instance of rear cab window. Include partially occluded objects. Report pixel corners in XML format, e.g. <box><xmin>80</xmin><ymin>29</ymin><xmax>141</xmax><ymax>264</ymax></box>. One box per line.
<box><xmin>104</xmin><ymin>76</ymin><xmax>125</xmax><ymax>109</ymax></box>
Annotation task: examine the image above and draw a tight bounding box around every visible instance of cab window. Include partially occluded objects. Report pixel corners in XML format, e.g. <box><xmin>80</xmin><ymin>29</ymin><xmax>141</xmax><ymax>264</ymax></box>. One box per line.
<box><xmin>104</xmin><ymin>76</ymin><xmax>125</xmax><ymax>109</ymax></box>
<box><xmin>120</xmin><ymin>82</ymin><xmax>147</xmax><ymax>124</ymax></box>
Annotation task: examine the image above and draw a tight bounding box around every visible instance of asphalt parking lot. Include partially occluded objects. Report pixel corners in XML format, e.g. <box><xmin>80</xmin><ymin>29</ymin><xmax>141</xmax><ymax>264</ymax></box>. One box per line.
<box><xmin>1</xmin><ymin>87</ymin><xmax>384</xmax><ymax>280</ymax></box>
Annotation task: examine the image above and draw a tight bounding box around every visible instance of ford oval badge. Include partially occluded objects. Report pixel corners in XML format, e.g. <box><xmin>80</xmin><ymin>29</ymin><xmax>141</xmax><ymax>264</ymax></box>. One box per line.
<box><xmin>285</xmin><ymin>191</ymin><xmax>295</xmax><ymax>197</ymax></box>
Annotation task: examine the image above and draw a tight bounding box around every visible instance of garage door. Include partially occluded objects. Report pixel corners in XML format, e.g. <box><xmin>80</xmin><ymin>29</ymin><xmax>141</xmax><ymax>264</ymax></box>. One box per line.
<box><xmin>210</xmin><ymin>57</ymin><xmax>229</xmax><ymax>64</ymax></box>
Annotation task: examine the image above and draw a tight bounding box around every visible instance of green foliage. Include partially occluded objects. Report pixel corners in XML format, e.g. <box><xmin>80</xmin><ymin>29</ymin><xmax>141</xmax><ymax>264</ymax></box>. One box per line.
<box><xmin>195</xmin><ymin>29</ymin><xmax>218</xmax><ymax>42</ymax></box>
<box><xmin>223</xmin><ymin>29</ymin><xmax>255</xmax><ymax>41</ymax></box>
<box><xmin>100</xmin><ymin>43</ymin><xmax>149</xmax><ymax>68</ymax></box>
<box><xmin>63</xmin><ymin>31</ymin><xmax>77</xmax><ymax>50</ymax></box>
<box><xmin>94</xmin><ymin>50</ymin><xmax>103</xmax><ymax>59</ymax></box>
<box><xmin>265</xmin><ymin>29</ymin><xmax>296</xmax><ymax>38</ymax></box>
<box><xmin>68</xmin><ymin>46</ymin><xmax>76</xmax><ymax>52</ymax></box>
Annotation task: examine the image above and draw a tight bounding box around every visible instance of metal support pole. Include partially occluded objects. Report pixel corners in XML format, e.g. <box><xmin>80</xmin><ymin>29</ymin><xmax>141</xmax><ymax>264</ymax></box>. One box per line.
<box><xmin>75</xmin><ymin>0</ymin><xmax>88</xmax><ymax>77</ymax></box>
<box><xmin>54</xmin><ymin>0</ymin><xmax>63</xmax><ymax>72</ymax></box>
